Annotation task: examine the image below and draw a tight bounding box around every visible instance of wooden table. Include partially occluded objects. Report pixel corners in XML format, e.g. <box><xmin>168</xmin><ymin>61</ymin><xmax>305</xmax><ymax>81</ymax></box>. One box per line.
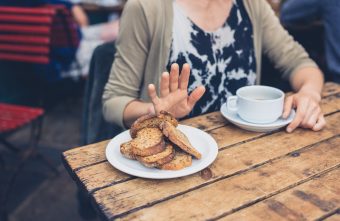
<box><xmin>63</xmin><ymin>82</ymin><xmax>340</xmax><ymax>221</ymax></box>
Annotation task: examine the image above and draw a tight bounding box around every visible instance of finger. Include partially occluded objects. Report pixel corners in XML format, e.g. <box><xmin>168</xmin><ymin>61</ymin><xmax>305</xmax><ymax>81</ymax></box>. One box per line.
<box><xmin>148</xmin><ymin>84</ymin><xmax>160</xmax><ymax>106</ymax></box>
<box><xmin>286</xmin><ymin>100</ymin><xmax>308</xmax><ymax>133</ymax></box>
<box><xmin>179</xmin><ymin>63</ymin><xmax>190</xmax><ymax>90</ymax></box>
<box><xmin>147</xmin><ymin>104</ymin><xmax>155</xmax><ymax>115</ymax></box>
<box><xmin>301</xmin><ymin>105</ymin><xmax>320</xmax><ymax>128</ymax></box>
<box><xmin>170</xmin><ymin>63</ymin><xmax>179</xmax><ymax>92</ymax></box>
<box><xmin>187</xmin><ymin>86</ymin><xmax>206</xmax><ymax>109</ymax></box>
<box><xmin>160</xmin><ymin>72</ymin><xmax>170</xmax><ymax>97</ymax></box>
<box><xmin>282</xmin><ymin>96</ymin><xmax>293</xmax><ymax>118</ymax></box>
<box><xmin>313</xmin><ymin>114</ymin><xmax>326</xmax><ymax>131</ymax></box>
<box><xmin>302</xmin><ymin>110</ymin><xmax>319</xmax><ymax>129</ymax></box>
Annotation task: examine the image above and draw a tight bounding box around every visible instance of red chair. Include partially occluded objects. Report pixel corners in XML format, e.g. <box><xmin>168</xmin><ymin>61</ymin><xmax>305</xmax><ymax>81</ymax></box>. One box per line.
<box><xmin>0</xmin><ymin>5</ymin><xmax>80</xmax><ymax>221</ymax></box>
<box><xmin>0</xmin><ymin>5</ymin><xmax>80</xmax><ymax>64</ymax></box>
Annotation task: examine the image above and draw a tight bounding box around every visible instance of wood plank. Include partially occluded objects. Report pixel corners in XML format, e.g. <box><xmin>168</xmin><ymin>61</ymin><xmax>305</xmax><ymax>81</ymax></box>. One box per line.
<box><xmin>115</xmin><ymin>136</ymin><xmax>340</xmax><ymax>220</ymax></box>
<box><xmin>72</xmin><ymin>97</ymin><xmax>339</xmax><ymax>193</ymax></box>
<box><xmin>181</xmin><ymin>111</ymin><xmax>228</xmax><ymax>131</ymax></box>
<box><xmin>75</xmin><ymin>162</ymin><xmax>131</xmax><ymax>192</ymax></box>
<box><xmin>322</xmin><ymin>212</ymin><xmax>340</xmax><ymax>221</ymax></box>
<box><xmin>62</xmin><ymin>83</ymin><xmax>339</xmax><ymax>172</ymax></box>
<box><xmin>91</xmin><ymin>114</ymin><xmax>339</xmax><ymax>219</ymax></box>
<box><xmin>64</xmin><ymin>92</ymin><xmax>339</xmax><ymax>175</ymax></box>
<box><xmin>221</xmin><ymin>169</ymin><xmax>340</xmax><ymax>221</ymax></box>
<box><xmin>321</xmin><ymin>93</ymin><xmax>340</xmax><ymax>114</ymax></box>
<box><xmin>322</xmin><ymin>82</ymin><xmax>340</xmax><ymax>97</ymax></box>
<box><xmin>62</xmin><ymin>140</ymin><xmax>109</xmax><ymax>171</ymax></box>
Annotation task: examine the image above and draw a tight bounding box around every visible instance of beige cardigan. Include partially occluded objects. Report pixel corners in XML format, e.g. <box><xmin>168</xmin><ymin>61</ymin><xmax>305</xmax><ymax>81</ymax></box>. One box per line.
<box><xmin>103</xmin><ymin>0</ymin><xmax>317</xmax><ymax>128</ymax></box>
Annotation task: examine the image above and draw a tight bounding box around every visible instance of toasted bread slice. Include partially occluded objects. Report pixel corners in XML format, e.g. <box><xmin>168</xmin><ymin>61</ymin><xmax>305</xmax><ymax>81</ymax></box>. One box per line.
<box><xmin>131</xmin><ymin>128</ymin><xmax>165</xmax><ymax>157</ymax></box>
<box><xmin>120</xmin><ymin>141</ymin><xmax>136</xmax><ymax>160</ymax></box>
<box><xmin>137</xmin><ymin>143</ymin><xmax>174</xmax><ymax>164</ymax></box>
<box><xmin>159</xmin><ymin>152</ymin><xmax>192</xmax><ymax>170</ymax></box>
<box><xmin>130</xmin><ymin>111</ymin><xmax>178</xmax><ymax>138</ymax></box>
<box><xmin>137</xmin><ymin>146</ymin><xmax>176</xmax><ymax>168</ymax></box>
<box><xmin>160</xmin><ymin>121</ymin><xmax>202</xmax><ymax>159</ymax></box>
<box><xmin>158</xmin><ymin>110</ymin><xmax>178</xmax><ymax>126</ymax></box>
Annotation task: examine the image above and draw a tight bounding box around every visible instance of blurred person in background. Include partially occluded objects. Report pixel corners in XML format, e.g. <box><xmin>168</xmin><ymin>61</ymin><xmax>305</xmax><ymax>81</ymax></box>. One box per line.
<box><xmin>281</xmin><ymin>0</ymin><xmax>340</xmax><ymax>83</ymax></box>
<box><xmin>103</xmin><ymin>0</ymin><xmax>326</xmax><ymax>133</ymax></box>
<box><xmin>0</xmin><ymin>0</ymin><xmax>120</xmax><ymax>79</ymax></box>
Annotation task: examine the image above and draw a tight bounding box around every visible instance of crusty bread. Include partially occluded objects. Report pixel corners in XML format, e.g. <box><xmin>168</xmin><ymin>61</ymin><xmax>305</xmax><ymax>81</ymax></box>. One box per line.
<box><xmin>120</xmin><ymin>141</ymin><xmax>136</xmax><ymax>160</ymax></box>
<box><xmin>160</xmin><ymin>121</ymin><xmax>202</xmax><ymax>159</ymax></box>
<box><xmin>131</xmin><ymin>128</ymin><xmax>165</xmax><ymax>157</ymax></box>
<box><xmin>159</xmin><ymin>152</ymin><xmax>192</xmax><ymax>170</ymax></box>
<box><xmin>137</xmin><ymin>145</ymin><xmax>176</xmax><ymax>168</ymax></box>
<box><xmin>137</xmin><ymin>143</ymin><xmax>174</xmax><ymax>164</ymax></box>
<box><xmin>158</xmin><ymin>110</ymin><xmax>178</xmax><ymax>126</ymax></box>
<box><xmin>130</xmin><ymin>111</ymin><xmax>178</xmax><ymax>138</ymax></box>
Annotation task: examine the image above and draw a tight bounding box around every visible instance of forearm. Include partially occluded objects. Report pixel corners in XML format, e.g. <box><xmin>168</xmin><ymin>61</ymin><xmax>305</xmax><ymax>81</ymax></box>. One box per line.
<box><xmin>123</xmin><ymin>100</ymin><xmax>154</xmax><ymax>128</ymax></box>
<box><xmin>290</xmin><ymin>67</ymin><xmax>324</xmax><ymax>100</ymax></box>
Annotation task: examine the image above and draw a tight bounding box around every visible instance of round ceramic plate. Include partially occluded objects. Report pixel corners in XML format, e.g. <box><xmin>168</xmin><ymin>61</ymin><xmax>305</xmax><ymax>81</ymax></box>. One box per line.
<box><xmin>220</xmin><ymin>103</ymin><xmax>295</xmax><ymax>133</ymax></box>
<box><xmin>105</xmin><ymin>125</ymin><xmax>218</xmax><ymax>179</ymax></box>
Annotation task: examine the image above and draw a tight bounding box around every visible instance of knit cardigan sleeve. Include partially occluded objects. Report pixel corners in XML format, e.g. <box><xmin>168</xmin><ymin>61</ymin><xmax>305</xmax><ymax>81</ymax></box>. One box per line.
<box><xmin>102</xmin><ymin>0</ymin><xmax>150</xmax><ymax>128</ymax></box>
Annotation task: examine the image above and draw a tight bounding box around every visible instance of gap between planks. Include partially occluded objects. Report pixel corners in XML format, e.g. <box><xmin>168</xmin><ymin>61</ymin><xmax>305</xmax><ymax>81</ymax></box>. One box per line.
<box><xmin>78</xmin><ymin>110</ymin><xmax>340</xmax><ymax>195</ymax></box>
<box><xmin>218</xmin><ymin>169</ymin><xmax>340</xmax><ymax>221</ymax></box>
<box><xmin>92</xmin><ymin>134</ymin><xmax>340</xmax><ymax>220</ymax></box>
<box><xmin>64</xmin><ymin>91</ymin><xmax>340</xmax><ymax>173</ymax></box>
<box><xmin>113</xmin><ymin>137</ymin><xmax>340</xmax><ymax>220</ymax></box>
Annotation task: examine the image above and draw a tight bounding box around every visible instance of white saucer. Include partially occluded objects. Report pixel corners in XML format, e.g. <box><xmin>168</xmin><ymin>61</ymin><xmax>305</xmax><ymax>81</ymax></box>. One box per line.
<box><xmin>220</xmin><ymin>103</ymin><xmax>295</xmax><ymax>133</ymax></box>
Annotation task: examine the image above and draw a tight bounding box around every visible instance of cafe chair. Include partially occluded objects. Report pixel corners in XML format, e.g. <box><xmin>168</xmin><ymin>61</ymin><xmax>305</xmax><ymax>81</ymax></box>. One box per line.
<box><xmin>0</xmin><ymin>5</ymin><xmax>79</xmax><ymax>64</ymax></box>
<box><xmin>82</xmin><ymin>41</ymin><xmax>122</xmax><ymax>145</ymax></box>
<box><xmin>0</xmin><ymin>4</ymin><xmax>80</xmax><ymax>221</ymax></box>
<box><xmin>0</xmin><ymin>103</ymin><xmax>58</xmax><ymax>221</ymax></box>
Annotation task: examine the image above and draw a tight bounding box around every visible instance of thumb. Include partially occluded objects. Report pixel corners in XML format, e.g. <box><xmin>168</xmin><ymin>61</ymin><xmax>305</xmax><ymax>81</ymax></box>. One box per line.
<box><xmin>147</xmin><ymin>103</ymin><xmax>156</xmax><ymax>115</ymax></box>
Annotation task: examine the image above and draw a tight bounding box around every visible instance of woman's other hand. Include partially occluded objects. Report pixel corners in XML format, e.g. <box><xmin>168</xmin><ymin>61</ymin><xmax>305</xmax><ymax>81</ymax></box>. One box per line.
<box><xmin>148</xmin><ymin>63</ymin><xmax>205</xmax><ymax>118</ymax></box>
<box><xmin>282</xmin><ymin>88</ymin><xmax>326</xmax><ymax>133</ymax></box>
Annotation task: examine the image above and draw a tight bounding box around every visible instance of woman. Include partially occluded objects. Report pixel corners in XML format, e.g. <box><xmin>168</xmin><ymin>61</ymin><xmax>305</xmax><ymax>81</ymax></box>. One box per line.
<box><xmin>103</xmin><ymin>0</ymin><xmax>325</xmax><ymax>133</ymax></box>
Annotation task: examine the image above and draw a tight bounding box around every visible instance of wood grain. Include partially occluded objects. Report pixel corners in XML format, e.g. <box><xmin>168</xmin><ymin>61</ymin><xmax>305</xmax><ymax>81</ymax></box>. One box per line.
<box><xmin>62</xmin><ymin>84</ymin><xmax>339</xmax><ymax>172</ymax></box>
<box><xmin>73</xmin><ymin>97</ymin><xmax>339</xmax><ymax>193</ymax></box>
<box><xmin>92</xmin><ymin>114</ymin><xmax>339</xmax><ymax>219</ymax></box>
<box><xmin>75</xmin><ymin>162</ymin><xmax>132</xmax><ymax>193</ymax></box>
<box><xmin>221</xmin><ymin>169</ymin><xmax>340</xmax><ymax>221</ymax></box>
<box><xmin>60</xmin><ymin>83</ymin><xmax>340</xmax><ymax>220</ymax></box>
<box><xmin>322</xmin><ymin>82</ymin><xmax>340</xmax><ymax>97</ymax></box>
<box><xmin>180</xmin><ymin>111</ymin><xmax>228</xmax><ymax>131</ymax></box>
<box><xmin>62</xmin><ymin>140</ymin><xmax>108</xmax><ymax>170</ymax></box>
<box><xmin>323</xmin><ymin>212</ymin><xmax>340</xmax><ymax>221</ymax></box>
<box><xmin>117</xmin><ymin>137</ymin><xmax>339</xmax><ymax>220</ymax></box>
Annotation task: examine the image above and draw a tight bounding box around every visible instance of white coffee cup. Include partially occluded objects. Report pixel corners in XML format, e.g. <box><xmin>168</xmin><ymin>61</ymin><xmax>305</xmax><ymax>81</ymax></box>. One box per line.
<box><xmin>227</xmin><ymin>85</ymin><xmax>284</xmax><ymax>124</ymax></box>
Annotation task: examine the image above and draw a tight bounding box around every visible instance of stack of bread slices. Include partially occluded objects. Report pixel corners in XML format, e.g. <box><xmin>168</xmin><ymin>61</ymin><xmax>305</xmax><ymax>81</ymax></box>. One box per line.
<box><xmin>120</xmin><ymin>111</ymin><xmax>202</xmax><ymax>170</ymax></box>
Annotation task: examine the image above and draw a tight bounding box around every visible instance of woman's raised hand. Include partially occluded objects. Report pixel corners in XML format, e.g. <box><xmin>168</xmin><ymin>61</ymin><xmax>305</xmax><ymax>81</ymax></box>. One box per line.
<box><xmin>148</xmin><ymin>63</ymin><xmax>205</xmax><ymax>118</ymax></box>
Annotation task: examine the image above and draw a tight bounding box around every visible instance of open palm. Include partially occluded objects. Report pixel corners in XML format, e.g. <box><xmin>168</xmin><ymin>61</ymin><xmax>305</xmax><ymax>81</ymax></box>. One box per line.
<box><xmin>148</xmin><ymin>63</ymin><xmax>205</xmax><ymax>119</ymax></box>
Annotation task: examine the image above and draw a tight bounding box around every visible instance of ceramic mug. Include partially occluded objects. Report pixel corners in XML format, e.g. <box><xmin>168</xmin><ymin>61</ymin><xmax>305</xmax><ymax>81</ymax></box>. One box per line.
<box><xmin>227</xmin><ymin>85</ymin><xmax>284</xmax><ymax>124</ymax></box>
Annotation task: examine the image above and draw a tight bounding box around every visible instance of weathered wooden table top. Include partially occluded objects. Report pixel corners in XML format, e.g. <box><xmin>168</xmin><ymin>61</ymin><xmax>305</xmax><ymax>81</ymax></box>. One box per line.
<box><xmin>63</xmin><ymin>82</ymin><xmax>340</xmax><ymax>221</ymax></box>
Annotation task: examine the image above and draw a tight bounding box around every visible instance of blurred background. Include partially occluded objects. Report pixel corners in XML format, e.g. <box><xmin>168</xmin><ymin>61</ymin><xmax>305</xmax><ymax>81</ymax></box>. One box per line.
<box><xmin>0</xmin><ymin>0</ymin><xmax>336</xmax><ymax>220</ymax></box>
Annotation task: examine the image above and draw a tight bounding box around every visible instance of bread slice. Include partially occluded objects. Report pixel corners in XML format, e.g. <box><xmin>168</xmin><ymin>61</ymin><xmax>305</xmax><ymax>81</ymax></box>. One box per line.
<box><xmin>137</xmin><ymin>145</ymin><xmax>176</xmax><ymax>168</ymax></box>
<box><xmin>159</xmin><ymin>152</ymin><xmax>192</xmax><ymax>170</ymax></box>
<box><xmin>130</xmin><ymin>111</ymin><xmax>178</xmax><ymax>138</ymax></box>
<box><xmin>160</xmin><ymin>121</ymin><xmax>202</xmax><ymax>159</ymax></box>
<box><xmin>120</xmin><ymin>141</ymin><xmax>136</xmax><ymax>160</ymax></box>
<box><xmin>131</xmin><ymin>127</ymin><xmax>165</xmax><ymax>157</ymax></box>
<box><xmin>137</xmin><ymin>143</ymin><xmax>174</xmax><ymax>164</ymax></box>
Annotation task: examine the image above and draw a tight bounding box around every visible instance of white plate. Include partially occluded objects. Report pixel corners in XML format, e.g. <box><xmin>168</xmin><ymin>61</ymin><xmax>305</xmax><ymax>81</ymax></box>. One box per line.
<box><xmin>105</xmin><ymin>125</ymin><xmax>218</xmax><ymax>179</ymax></box>
<box><xmin>220</xmin><ymin>103</ymin><xmax>295</xmax><ymax>133</ymax></box>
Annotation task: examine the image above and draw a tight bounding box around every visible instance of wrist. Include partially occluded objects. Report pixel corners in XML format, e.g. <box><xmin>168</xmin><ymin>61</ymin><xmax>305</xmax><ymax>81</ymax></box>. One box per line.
<box><xmin>299</xmin><ymin>86</ymin><xmax>321</xmax><ymax>102</ymax></box>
